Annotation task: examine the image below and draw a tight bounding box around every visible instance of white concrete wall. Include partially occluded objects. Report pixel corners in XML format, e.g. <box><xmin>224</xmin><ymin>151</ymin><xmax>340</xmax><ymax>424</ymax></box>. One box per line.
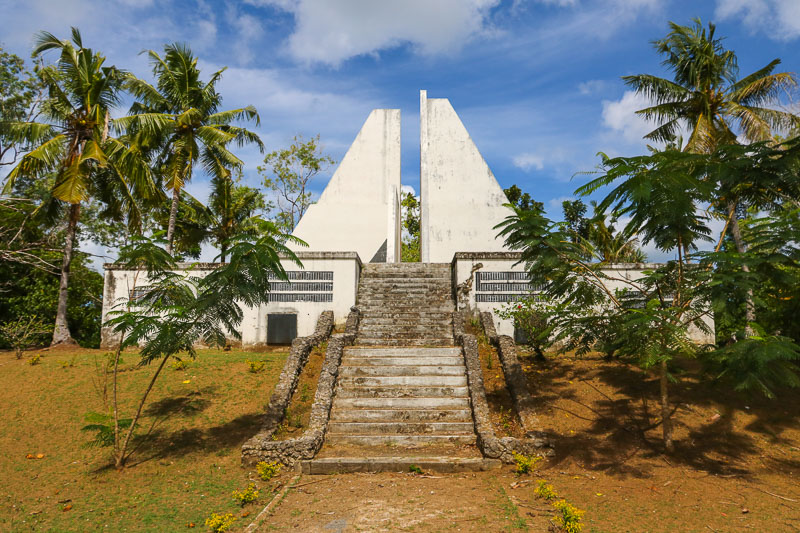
<box><xmin>453</xmin><ymin>254</ymin><xmax>715</xmax><ymax>343</ymax></box>
<box><xmin>420</xmin><ymin>91</ymin><xmax>514</xmax><ymax>263</ymax></box>
<box><xmin>100</xmin><ymin>253</ymin><xmax>362</xmax><ymax>348</ymax></box>
<box><xmin>290</xmin><ymin>109</ymin><xmax>401</xmax><ymax>263</ymax></box>
<box><xmin>242</xmin><ymin>253</ymin><xmax>361</xmax><ymax>344</ymax></box>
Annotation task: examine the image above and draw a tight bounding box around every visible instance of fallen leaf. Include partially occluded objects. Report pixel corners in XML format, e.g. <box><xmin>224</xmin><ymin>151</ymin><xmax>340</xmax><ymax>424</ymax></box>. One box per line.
<box><xmin>36</xmin><ymin>453</ymin><xmax>44</xmax><ymax>459</ymax></box>
<box><xmin>241</xmin><ymin>512</ymin><xmax>250</xmax><ymax>518</ymax></box>
<box><xmin>61</xmin><ymin>504</ymin><xmax>73</xmax><ymax>512</ymax></box>
<box><xmin>182</xmin><ymin>380</ymin><xmax>191</xmax><ymax>384</ymax></box>
<box><xmin>186</xmin><ymin>523</ymin><xmax>195</xmax><ymax>528</ymax></box>
<box><xmin>26</xmin><ymin>454</ymin><xmax>34</xmax><ymax>459</ymax></box>
<box><xmin>596</xmin><ymin>493</ymin><xmax>603</xmax><ymax>496</ymax></box>
<box><xmin>741</xmin><ymin>509</ymin><xmax>749</xmax><ymax>514</ymax></box>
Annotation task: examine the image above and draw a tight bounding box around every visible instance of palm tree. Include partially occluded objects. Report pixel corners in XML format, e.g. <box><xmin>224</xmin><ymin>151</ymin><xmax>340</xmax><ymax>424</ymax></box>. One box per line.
<box><xmin>623</xmin><ymin>18</ymin><xmax>799</xmax><ymax>334</ymax></box>
<box><xmin>120</xmin><ymin>43</ymin><xmax>264</xmax><ymax>255</ymax></box>
<box><xmin>2</xmin><ymin>29</ymin><xmax>154</xmax><ymax>346</ymax></box>
<box><xmin>208</xmin><ymin>174</ymin><xmax>266</xmax><ymax>262</ymax></box>
<box><xmin>624</xmin><ymin>18</ymin><xmax>798</xmax><ymax>154</ymax></box>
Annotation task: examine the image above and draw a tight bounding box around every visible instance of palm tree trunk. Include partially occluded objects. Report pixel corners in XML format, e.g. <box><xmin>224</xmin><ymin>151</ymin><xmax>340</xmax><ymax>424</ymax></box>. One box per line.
<box><xmin>660</xmin><ymin>358</ymin><xmax>674</xmax><ymax>452</ymax></box>
<box><xmin>726</xmin><ymin>200</ymin><xmax>756</xmax><ymax>337</ymax></box>
<box><xmin>51</xmin><ymin>203</ymin><xmax>80</xmax><ymax>346</ymax></box>
<box><xmin>220</xmin><ymin>244</ymin><xmax>227</xmax><ymax>264</ymax></box>
<box><xmin>165</xmin><ymin>187</ymin><xmax>180</xmax><ymax>256</ymax></box>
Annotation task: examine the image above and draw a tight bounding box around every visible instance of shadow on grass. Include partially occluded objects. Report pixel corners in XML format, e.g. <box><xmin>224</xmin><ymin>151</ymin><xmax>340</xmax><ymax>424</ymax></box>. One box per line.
<box><xmin>129</xmin><ymin>412</ymin><xmax>263</xmax><ymax>466</ymax></box>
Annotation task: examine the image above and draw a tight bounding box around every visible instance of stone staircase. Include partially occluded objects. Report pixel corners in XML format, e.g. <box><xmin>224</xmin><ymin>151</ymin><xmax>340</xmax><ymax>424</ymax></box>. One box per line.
<box><xmin>355</xmin><ymin>263</ymin><xmax>454</xmax><ymax>346</ymax></box>
<box><xmin>301</xmin><ymin>263</ymin><xmax>499</xmax><ymax>474</ymax></box>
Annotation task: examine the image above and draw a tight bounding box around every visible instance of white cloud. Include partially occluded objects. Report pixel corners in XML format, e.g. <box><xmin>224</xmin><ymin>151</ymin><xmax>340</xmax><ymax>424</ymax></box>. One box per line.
<box><xmin>512</xmin><ymin>153</ymin><xmax>545</xmax><ymax>171</ymax></box>
<box><xmin>546</xmin><ymin>196</ymin><xmax>574</xmax><ymax>215</ymax></box>
<box><xmin>225</xmin><ymin>7</ymin><xmax>264</xmax><ymax>65</ymax></box>
<box><xmin>601</xmin><ymin>91</ymin><xmax>654</xmax><ymax>144</ymax></box>
<box><xmin>256</xmin><ymin>0</ymin><xmax>501</xmax><ymax>65</ymax></box>
<box><xmin>716</xmin><ymin>0</ymin><xmax>800</xmax><ymax>41</ymax></box>
<box><xmin>401</xmin><ymin>185</ymin><xmax>417</xmax><ymax>197</ymax></box>
<box><xmin>578</xmin><ymin>79</ymin><xmax>607</xmax><ymax>95</ymax></box>
<box><xmin>533</xmin><ymin>0</ymin><xmax>578</xmax><ymax>6</ymax></box>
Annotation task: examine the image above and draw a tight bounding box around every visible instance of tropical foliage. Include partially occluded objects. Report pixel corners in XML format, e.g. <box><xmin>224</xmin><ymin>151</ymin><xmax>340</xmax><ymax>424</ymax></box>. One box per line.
<box><xmin>121</xmin><ymin>43</ymin><xmax>264</xmax><ymax>254</ymax></box>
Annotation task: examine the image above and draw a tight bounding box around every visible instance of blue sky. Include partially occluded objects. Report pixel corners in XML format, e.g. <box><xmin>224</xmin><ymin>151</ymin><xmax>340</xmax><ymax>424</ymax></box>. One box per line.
<box><xmin>2</xmin><ymin>0</ymin><xmax>800</xmax><ymax>263</ymax></box>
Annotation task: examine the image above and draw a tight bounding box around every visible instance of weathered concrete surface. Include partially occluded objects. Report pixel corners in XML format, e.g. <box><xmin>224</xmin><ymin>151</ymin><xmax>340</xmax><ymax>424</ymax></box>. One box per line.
<box><xmin>481</xmin><ymin>312</ymin><xmax>544</xmax><ymax>439</ymax></box>
<box><xmin>419</xmin><ymin>91</ymin><xmax>514</xmax><ymax>263</ymax></box>
<box><xmin>453</xmin><ymin>311</ymin><xmax>553</xmax><ymax>462</ymax></box>
<box><xmin>301</xmin><ymin>457</ymin><xmax>501</xmax><ymax>474</ymax></box>
<box><xmin>241</xmin><ymin>309</ymin><xmax>359</xmax><ymax>466</ymax></box>
<box><xmin>355</xmin><ymin>263</ymin><xmax>454</xmax><ymax>346</ymax></box>
<box><xmin>290</xmin><ymin>109</ymin><xmax>401</xmax><ymax>263</ymax></box>
<box><xmin>101</xmin><ymin>254</ymin><xmax>361</xmax><ymax>347</ymax></box>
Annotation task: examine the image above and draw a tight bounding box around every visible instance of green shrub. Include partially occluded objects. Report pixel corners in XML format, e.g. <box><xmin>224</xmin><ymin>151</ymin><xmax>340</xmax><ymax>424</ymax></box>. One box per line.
<box><xmin>409</xmin><ymin>464</ymin><xmax>423</xmax><ymax>474</ymax></box>
<box><xmin>205</xmin><ymin>512</ymin><xmax>237</xmax><ymax>532</ymax></box>
<box><xmin>256</xmin><ymin>461</ymin><xmax>281</xmax><ymax>481</ymax></box>
<box><xmin>232</xmin><ymin>483</ymin><xmax>259</xmax><ymax>506</ymax></box>
<box><xmin>171</xmin><ymin>358</ymin><xmax>187</xmax><ymax>371</ymax></box>
<box><xmin>534</xmin><ymin>479</ymin><xmax>558</xmax><ymax>500</ymax></box>
<box><xmin>553</xmin><ymin>499</ymin><xmax>585</xmax><ymax>533</ymax></box>
<box><xmin>512</xmin><ymin>451</ymin><xmax>541</xmax><ymax>475</ymax></box>
<box><xmin>28</xmin><ymin>353</ymin><xmax>42</xmax><ymax>366</ymax></box>
<box><xmin>246</xmin><ymin>360</ymin><xmax>266</xmax><ymax>373</ymax></box>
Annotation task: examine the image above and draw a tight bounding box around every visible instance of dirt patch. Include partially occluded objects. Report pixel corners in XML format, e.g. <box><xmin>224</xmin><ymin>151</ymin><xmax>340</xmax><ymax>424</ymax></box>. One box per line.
<box><xmin>273</xmin><ymin>342</ymin><xmax>327</xmax><ymax>440</ymax></box>
<box><xmin>261</xmin><ymin>470</ymin><xmax>552</xmax><ymax>532</ymax></box>
<box><xmin>465</xmin><ymin>322</ymin><xmax>525</xmax><ymax>439</ymax></box>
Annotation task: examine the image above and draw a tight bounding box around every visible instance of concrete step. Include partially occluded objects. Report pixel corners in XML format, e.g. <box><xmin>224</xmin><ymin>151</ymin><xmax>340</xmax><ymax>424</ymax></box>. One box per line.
<box><xmin>359</xmin><ymin>281</ymin><xmax>451</xmax><ymax>289</ymax></box>
<box><xmin>358</xmin><ymin>287</ymin><xmax>451</xmax><ymax>295</ymax></box>
<box><xmin>352</xmin><ymin>338</ymin><xmax>454</xmax><ymax>347</ymax></box>
<box><xmin>345</xmin><ymin>347</ymin><xmax>461</xmax><ymax>356</ymax></box>
<box><xmin>357</xmin><ymin>304</ymin><xmax>454</xmax><ymax>312</ymax></box>
<box><xmin>301</xmin><ymin>457</ymin><xmax>500</xmax><ymax>474</ymax></box>
<box><xmin>359</xmin><ymin>320</ymin><xmax>453</xmax><ymax>329</ymax></box>
<box><xmin>335</xmin><ymin>386</ymin><xmax>469</xmax><ymax>399</ymax></box>
<box><xmin>343</xmin><ymin>356</ymin><xmax>462</xmax><ymax>366</ymax></box>
<box><xmin>358</xmin><ymin>311</ymin><xmax>454</xmax><ymax>319</ymax></box>
<box><xmin>334</xmin><ymin>397</ymin><xmax>470</xmax><ymax>409</ymax></box>
<box><xmin>327</xmin><ymin>421</ymin><xmax>474</xmax><ymax>435</ymax></box>
<box><xmin>357</xmin><ymin>332</ymin><xmax>453</xmax><ymax>342</ymax></box>
<box><xmin>330</xmin><ymin>408</ymin><xmax>472</xmax><ymax>422</ymax></box>
<box><xmin>357</xmin><ymin>300</ymin><xmax>453</xmax><ymax>308</ymax></box>
<box><xmin>339</xmin><ymin>365</ymin><xmax>465</xmax><ymax>377</ymax></box>
<box><xmin>325</xmin><ymin>434</ymin><xmax>477</xmax><ymax>446</ymax></box>
<box><xmin>358</xmin><ymin>322</ymin><xmax>453</xmax><ymax>333</ymax></box>
<box><xmin>338</xmin><ymin>375</ymin><xmax>467</xmax><ymax>387</ymax></box>
<box><xmin>355</xmin><ymin>335</ymin><xmax>454</xmax><ymax>344</ymax></box>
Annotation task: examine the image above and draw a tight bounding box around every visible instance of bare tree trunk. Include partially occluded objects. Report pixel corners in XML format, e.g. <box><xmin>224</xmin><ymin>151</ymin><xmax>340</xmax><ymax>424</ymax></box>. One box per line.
<box><xmin>165</xmin><ymin>187</ymin><xmax>180</xmax><ymax>256</ymax></box>
<box><xmin>51</xmin><ymin>203</ymin><xmax>80</xmax><ymax>346</ymax></box>
<box><xmin>660</xmin><ymin>358</ymin><xmax>674</xmax><ymax>453</ymax></box>
<box><xmin>115</xmin><ymin>354</ymin><xmax>170</xmax><ymax>469</ymax></box>
<box><xmin>727</xmin><ymin>201</ymin><xmax>756</xmax><ymax>337</ymax></box>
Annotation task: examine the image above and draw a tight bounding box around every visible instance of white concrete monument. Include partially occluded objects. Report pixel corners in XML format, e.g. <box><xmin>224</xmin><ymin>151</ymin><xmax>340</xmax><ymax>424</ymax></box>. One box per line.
<box><xmin>419</xmin><ymin>90</ymin><xmax>514</xmax><ymax>263</ymax></box>
<box><xmin>290</xmin><ymin>109</ymin><xmax>402</xmax><ymax>263</ymax></box>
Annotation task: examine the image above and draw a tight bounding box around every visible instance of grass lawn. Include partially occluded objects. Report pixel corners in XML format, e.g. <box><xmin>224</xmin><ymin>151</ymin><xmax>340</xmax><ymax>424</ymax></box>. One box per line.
<box><xmin>0</xmin><ymin>347</ymin><xmax>289</xmax><ymax>532</ymax></box>
<box><xmin>2</xmin><ymin>346</ymin><xmax>800</xmax><ymax>532</ymax></box>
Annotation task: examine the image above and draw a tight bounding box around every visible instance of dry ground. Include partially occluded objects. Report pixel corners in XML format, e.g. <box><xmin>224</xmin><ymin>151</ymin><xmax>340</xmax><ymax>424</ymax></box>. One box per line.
<box><xmin>1</xmin><ymin>346</ymin><xmax>799</xmax><ymax>532</ymax></box>
<box><xmin>265</xmin><ymin>352</ymin><xmax>800</xmax><ymax>533</ymax></box>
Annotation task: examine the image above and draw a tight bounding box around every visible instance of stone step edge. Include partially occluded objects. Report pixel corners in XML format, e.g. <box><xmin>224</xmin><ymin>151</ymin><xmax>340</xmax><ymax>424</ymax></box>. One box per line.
<box><xmin>300</xmin><ymin>457</ymin><xmax>500</xmax><ymax>474</ymax></box>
